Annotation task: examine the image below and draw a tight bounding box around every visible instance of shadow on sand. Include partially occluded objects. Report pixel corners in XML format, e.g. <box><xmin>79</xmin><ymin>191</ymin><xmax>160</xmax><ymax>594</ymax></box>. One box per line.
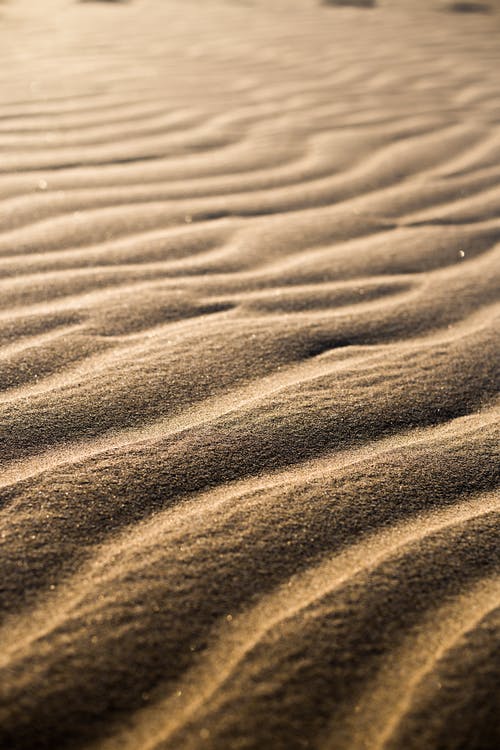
<box><xmin>446</xmin><ymin>1</ymin><xmax>491</xmax><ymax>11</ymax></box>
<box><xmin>323</xmin><ymin>0</ymin><xmax>376</xmax><ymax>7</ymax></box>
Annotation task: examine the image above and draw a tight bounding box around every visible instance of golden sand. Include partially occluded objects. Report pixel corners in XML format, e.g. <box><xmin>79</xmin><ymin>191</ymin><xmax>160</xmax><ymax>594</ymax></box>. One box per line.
<box><xmin>0</xmin><ymin>1</ymin><xmax>499</xmax><ymax>748</ymax></box>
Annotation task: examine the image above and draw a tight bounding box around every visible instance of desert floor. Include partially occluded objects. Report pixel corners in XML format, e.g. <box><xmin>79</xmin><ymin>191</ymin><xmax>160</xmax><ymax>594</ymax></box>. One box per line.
<box><xmin>0</xmin><ymin>1</ymin><xmax>499</xmax><ymax>748</ymax></box>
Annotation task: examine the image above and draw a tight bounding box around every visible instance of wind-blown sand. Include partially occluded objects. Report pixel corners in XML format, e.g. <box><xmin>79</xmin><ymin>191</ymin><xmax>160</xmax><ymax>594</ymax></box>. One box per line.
<box><xmin>0</xmin><ymin>0</ymin><xmax>499</xmax><ymax>748</ymax></box>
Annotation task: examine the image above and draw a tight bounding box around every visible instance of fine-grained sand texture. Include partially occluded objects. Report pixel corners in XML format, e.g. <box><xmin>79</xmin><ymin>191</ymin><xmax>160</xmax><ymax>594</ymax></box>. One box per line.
<box><xmin>0</xmin><ymin>1</ymin><xmax>499</xmax><ymax>749</ymax></box>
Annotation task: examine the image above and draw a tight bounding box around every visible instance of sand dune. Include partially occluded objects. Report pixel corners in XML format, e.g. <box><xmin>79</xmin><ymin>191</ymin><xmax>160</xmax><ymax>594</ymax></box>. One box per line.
<box><xmin>0</xmin><ymin>1</ymin><xmax>499</xmax><ymax>748</ymax></box>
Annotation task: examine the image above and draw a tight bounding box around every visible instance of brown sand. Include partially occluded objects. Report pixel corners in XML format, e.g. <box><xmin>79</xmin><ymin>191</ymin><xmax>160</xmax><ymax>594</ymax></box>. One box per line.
<box><xmin>0</xmin><ymin>0</ymin><xmax>499</xmax><ymax>748</ymax></box>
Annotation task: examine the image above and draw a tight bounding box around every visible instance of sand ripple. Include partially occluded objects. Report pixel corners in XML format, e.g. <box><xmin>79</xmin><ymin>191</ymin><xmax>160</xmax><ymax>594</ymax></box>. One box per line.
<box><xmin>0</xmin><ymin>1</ymin><xmax>499</xmax><ymax>748</ymax></box>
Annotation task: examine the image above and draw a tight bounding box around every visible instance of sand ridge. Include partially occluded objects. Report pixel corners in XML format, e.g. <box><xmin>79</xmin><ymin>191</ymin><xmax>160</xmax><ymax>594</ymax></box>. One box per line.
<box><xmin>0</xmin><ymin>1</ymin><xmax>499</xmax><ymax>748</ymax></box>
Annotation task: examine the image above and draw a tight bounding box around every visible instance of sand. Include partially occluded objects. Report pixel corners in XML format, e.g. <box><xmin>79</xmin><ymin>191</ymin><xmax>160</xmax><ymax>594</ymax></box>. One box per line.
<box><xmin>0</xmin><ymin>0</ymin><xmax>499</xmax><ymax>748</ymax></box>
